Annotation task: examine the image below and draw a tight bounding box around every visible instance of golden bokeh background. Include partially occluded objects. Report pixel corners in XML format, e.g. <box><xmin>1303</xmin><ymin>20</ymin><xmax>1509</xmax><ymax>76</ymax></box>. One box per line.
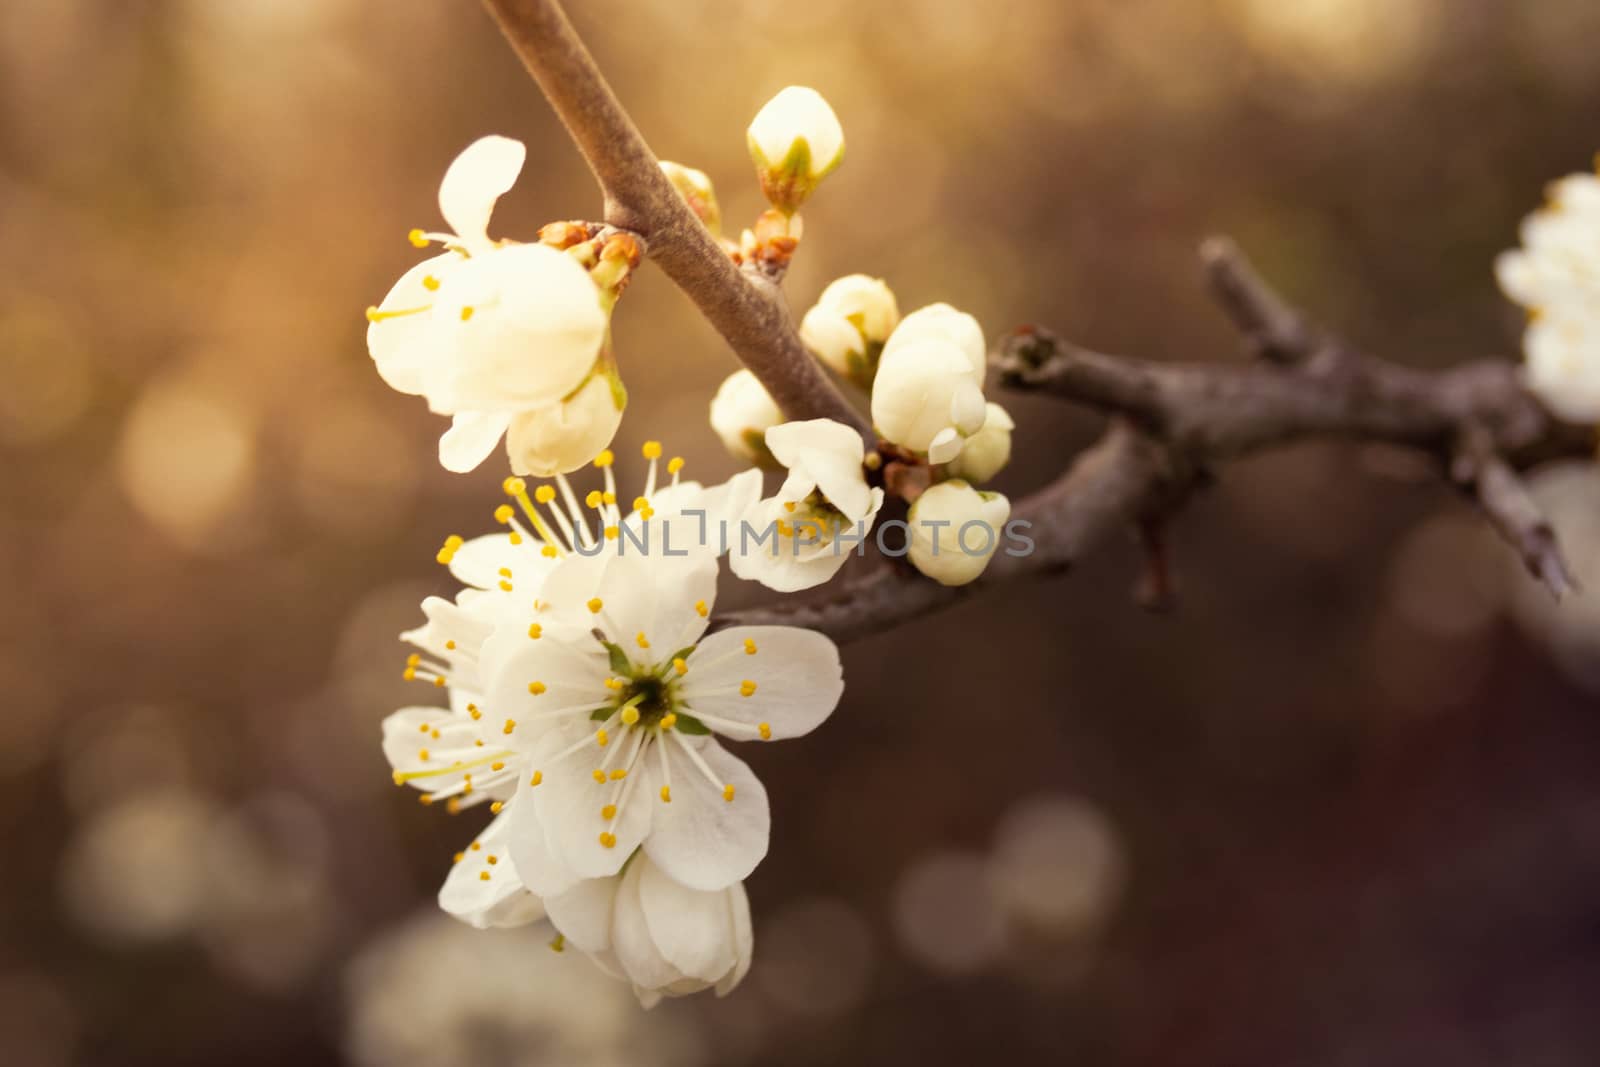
<box><xmin>5</xmin><ymin>1</ymin><xmax>1600</xmax><ymax>1064</ymax></box>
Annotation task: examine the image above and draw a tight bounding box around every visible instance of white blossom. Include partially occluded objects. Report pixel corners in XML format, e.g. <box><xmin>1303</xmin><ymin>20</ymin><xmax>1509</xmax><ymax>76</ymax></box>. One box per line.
<box><xmin>730</xmin><ymin>419</ymin><xmax>885</xmax><ymax>592</ymax></box>
<box><xmin>708</xmin><ymin>369</ymin><xmax>783</xmax><ymax>467</ymax></box>
<box><xmin>871</xmin><ymin>303</ymin><xmax>989</xmax><ymax>463</ymax></box>
<box><xmin>366</xmin><ymin>135</ymin><xmax>616</xmax><ymax>473</ymax></box>
<box><xmin>798</xmin><ymin>274</ymin><xmax>900</xmax><ymax>387</ymax></box>
<box><xmin>1496</xmin><ymin>169</ymin><xmax>1600</xmax><ymax>423</ymax></box>
<box><xmin>747</xmin><ymin>86</ymin><xmax>845</xmax><ymax>213</ymax></box>
<box><xmin>945</xmin><ymin>402</ymin><xmax>1015</xmax><ymax>483</ymax></box>
<box><xmin>907</xmin><ymin>479</ymin><xmax>1011</xmax><ymax>586</ymax></box>
<box><xmin>504</xmin><ymin>371</ymin><xmax>627</xmax><ymax>478</ymax></box>
<box><xmin>659</xmin><ymin>161</ymin><xmax>722</xmax><ymax>235</ymax></box>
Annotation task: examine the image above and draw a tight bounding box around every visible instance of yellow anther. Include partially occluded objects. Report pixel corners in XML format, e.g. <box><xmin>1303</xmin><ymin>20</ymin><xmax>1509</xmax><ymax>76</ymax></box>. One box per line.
<box><xmin>604</xmin><ymin>525</ymin><xmax>619</xmax><ymax>540</ymax></box>
<box><xmin>783</xmin><ymin>500</ymin><xmax>797</xmax><ymax>513</ymax></box>
<box><xmin>490</xmin><ymin>762</ymin><xmax>505</xmax><ymax>772</ymax></box>
<box><xmin>509</xmin><ymin>531</ymin><xmax>523</xmax><ymax>545</ymax></box>
<box><xmin>599</xmin><ymin>832</ymin><xmax>617</xmax><ymax>848</ymax></box>
<box><xmin>740</xmin><ymin>680</ymin><xmax>758</xmax><ymax>697</ymax></box>
<box><xmin>407</xmin><ymin>228</ymin><xmax>429</xmax><ymax>247</ymax></box>
<box><xmin>528</xmin><ymin>623</ymin><xmax>542</xmax><ymax>639</ymax></box>
<box><xmin>445</xmin><ymin>640</ymin><xmax>457</xmax><ymax>650</ymax></box>
<box><xmin>453</xmin><ymin>851</ymin><xmax>464</xmax><ymax>864</ymax></box>
<box><xmin>435</xmin><ymin>534</ymin><xmax>464</xmax><ymax>565</ymax></box>
<box><xmin>672</xmin><ymin>657</ymin><xmax>688</xmax><ymax>676</ymax></box>
<box><xmin>467</xmin><ymin>703</ymin><xmax>481</xmax><ymax>720</ymax></box>
<box><xmin>474</xmin><ymin>740</ymin><xmax>484</xmax><ymax>747</ymax></box>
<box><xmin>587</xmin><ymin>597</ymin><xmax>604</xmax><ymax>614</ymax></box>
<box><xmin>610</xmin><ymin>768</ymin><xmax>627</xmax><ymax>781</ymax></box>
<box><xmin>406</xmin><ymin>653</ymin><xmax>421</xmax><ymax>667</ymax></box>
<box><xmin>419</xmin><ymin>723</ymin><xmax>430</xmax><ymax>734</ymax></box>
<box><xmin>758</xmin><ymin>722</ymin><xmax>772</xmax><ymax>740</ymax></box>
<box><xmin>460</xmin><ymin>306</ymin><xmax>475</xmax><ymax>321</ymax></box>
<box><xmin>601</xmin><ymin>804</ymin><xmax>617</xmax><ymax>819</ymax></box>
<box><xmin>479</xmin><ymin>871</ymin><xmax>491</xmax><ymax>881</ymax></box>
<box><xmin>642</xmin><ymin>440</ymin><xmax>663</xmax><ymax>459</ymax></box>
<box><xmin>494</xmin><ymin>504</ymin><xmax>514</xmax><ymax>523</ymax></box>
<box><xmin>418</xmin><ymin>748</ymin><xmax>430</xmax><ymax>761</ymax></box>
<box><xmin>592</xmin><ymin>769</ymin><xmax>607</xmax><ymax>783</ymax></box>
<box><xmin>744</xmin><ymin>638</ymin><xmax>757</xmax><ymax>655</ymax></box>
<box><xmin>602</xmin><ymin>491</ymin><xmax>617</xmax><ymax>505</ymax></box>
<box><xmin>660</xmin><ymin>785</ymin><xmax>672</xmax><ymax>803</ymax></box>
<box><xmin>660</xmin><ymin>713</ymin><xmax>678</xmax><ymax>730</ymax></box>
<box><xmin>498</xmin><ymin>579</ymin><xmax>513</xmax><ymax>592</ymax></box>
<box><xmin>642</xmin><ymin>506</ymin><xmax>656</xmax><ymax>520</ymax></box>
<box><xmin>620</xmin><ymin>705</ymin><xmax>640</xmax><ymax>726</ymax></box>
<box><xmin>503</xmin><ymin>476</ymin><xmax>527</xmax><ymax>496</ymax></box>
<box><xmin>632</xmin><ymin>496</ymin><xmax>650</xmax><ymax>512</ymax></box>
<box><xmin>549</xmin><ymin>934</ymin><xmax>565</xmax><ymax>953</ymax></box>
<box><xmin>432</xmin><ymin>676</ymin><xmax>446</xmax><ymax>688</ymax></box>
<box><xmin>667</xmin><ymin>457</ymin><xmax>685</xmax><ymax>474</ymax></box>
<box><xmin>594</xmin><ymin>449</ymin><xmax>615</xmax><ymax>468</ymax></box>
<box><xmin>723</xmin><ymin>784</ymin><xmax>736</xmax><ymax>802</ymax></box>
<box><xmin>530</xmin><ymin>770</ymin><xmax>543</xmax><ymax>786</ymax></box>
<box><xmin>486</xmin><ymin>854</ymin><xmax>499</xmax><ymax>865</ymax></box>
<box><xmin>498</xmin><ymin>567</ymin><xmax>512</xmax><ymax>578</ymax></box>
<box><xmin>534</xmin><ymin>485</ymin><xmax>557</xmax><ymax>504</ymax></box>
<box><xmin>636</xmin><ymin>632</ymin><xmax>650</xmax><ymax>649</ymax></box>
<box><xmin>585</xmin><ymin>490</ymin><xmax>603</xmax><ymax>508</ymax></box>
<box><xmin>605</xmin><ymin>677</ymin><xmax>624</xmax><ymax>691</ymax></box>
<box><xmin>541</xmin><ymin>545</ymin><xmax>558</xmax><ymax>558</ymax></box>
<box><xmin>402</xmin><ymin>667</ymin><xmax>417</xmax><ymax>681</ymax></box>
<box><xmin>431</xmin><ymin>728</ymin><xmax>441</xmax><ymax>739</ymax></box>
<box><xmin>490</xmin><ymin>801</ymin><xmax>503</xmax><ymax>813</ymax></box>
<box><xmin>596</xmin><ymin>729</ymin><xmax>610</xmax><ymax>747</ymax></box>
<box><xmin>503</xmin><ymin>719</ymin><xmax>517</xmax><ymax>735</ymax></box>
<box><xmin>422</xmin><ymin>274</ymin><xmax>440</xmax><ymax>291</ymax></box>
<box><xmin>694</xmin><ymin>600</ymin><xmax>708</xmax><ymax>618</ymax></box>
<box><xmin>528</xmin><ymin>681</ymin><xmax>547</xmax><ymax>695</ymax></box>
<box><xmin>391</xmin><ymin>771</ymin><xmax>404</xmax><ymax>786</ymax></box>
<box><xmin>419</xmin><ymin>794</ymin><xmax>435</xmax><ymax>806</ymax></box>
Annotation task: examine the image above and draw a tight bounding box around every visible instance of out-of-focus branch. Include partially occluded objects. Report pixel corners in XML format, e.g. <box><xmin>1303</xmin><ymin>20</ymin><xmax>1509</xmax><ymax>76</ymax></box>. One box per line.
<box><xmin>478</xmin><ymin>0</ymin><xmax>869</xmax><ymax>436</ymax></box>
<box><xmin>724</xmin><ymin>242</ymin><xmax>1595</xmax><ymax>641</ymax></box>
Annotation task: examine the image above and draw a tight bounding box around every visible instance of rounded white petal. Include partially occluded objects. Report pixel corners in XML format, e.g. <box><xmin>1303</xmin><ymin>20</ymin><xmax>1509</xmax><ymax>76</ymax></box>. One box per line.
<box><xmin>544</xmin><ymin>870</ymin><xmax>620</xmax><ymax>954</ymax></box>
<box><xmin>765</xmin><ymin>418</ymin><xmax>872</xmax><ymax>520</ymax></box>
<box><xmin>424</xmin><ymin>244</ymin><xmax>606</xmax><ymax>414</ymax></box>
<box><xmin>678</xmin><ymin>626</ymin><xmax>843</xmax><ymax>740</ymax></box>
<box><xmin>884</xmin><ymin>303</ymin><xmax>986</xmax><ymax>382</ymax></box>
<box><xmin>367</xmin><ymin>253</ymin><xmax>459</xmax><ymax>395</ymax></box>
<box><xmin>708</xmin><ymin>370</ymin><xmax>783</xmax><ymax>465</ymax></box>
<box><xmin>380</xmin><ymin>706</ymin><xmax>454</xmax><ymax>787</ymax></box>
<box><xmin>746</xmin><ymin>85</ymin><xmax>844</xmax><ymax>177</ymax></box>
<box><xmin>535</xmin><ymin>740</ymin><xmax>652</xmax><ymax>881</ymax></box>
<box><xmin>798</xmin><ymin>305</ymin><xmax>867</xmax><ymax>379</ymax></box>
<box><xmin>715</xmin><ymin>882</ymin><xmax>753</xmax><ymax>997</ymax></box>
<box><xmin>638</xmin><ymin>856</ymin><xmax>739</xmax><ymax>983</ymax></box>
<box><xmin>815</xmin><ymin>274</ymin><xmax>899</xmax><ymax>343</ymax></box>
<box><xmin>506</xmin><ymin>373</ymin><xmax>625</xmax><ymax>477</ymax></box>
<box><xmin>642</xmin><ymin>739</ymin><xmax>769</xmax><ymax>891</ymax></box>
<box><xmin>505</xmin><ymin>733</ymin><xmax>587</xmax><ymax>898</ymax></box>
<box><xmin>947</xmin><ymin>402</ymin><xmax>1014</xmax><ymax>483</ymax></box>
<box><xmin>437</xmin><ymin>135</ymin><xmax>527</xmax><ymax>251</ymax></box>
<box><xmin>439</xmin><ymin>809</ymin><xmax>545</xmax><ymax>929</ymax></box>
<box><xmin>610</xmin><ymin>858</ymin><xmax>688</xmax><ymax>992</ymax></box>
<box><xmin>907</xmin><ymin>480</ymin><xmax>1011</xmax><ymax>586</ymax></box>
<box><xmin>872</xmin><ymin>336</ymin><xmax>988</xmax><ymax>456</ymax></box>
<box><xmin>438</xmin><ymin>410</ymin><xmax>512</xmax><ymax>473</ymax></box>
<box><xmin>728</xmin><ymin>486</ymin><xmax>882</xmax><ymax>593</ymax></box>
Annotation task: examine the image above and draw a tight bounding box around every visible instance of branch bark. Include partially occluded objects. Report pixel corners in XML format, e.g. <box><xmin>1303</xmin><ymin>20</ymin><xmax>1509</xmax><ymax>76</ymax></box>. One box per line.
<box><xmin>479</xmin><ymin>0</ymin><xmax>870</xmax><ymax>437</ymax></box>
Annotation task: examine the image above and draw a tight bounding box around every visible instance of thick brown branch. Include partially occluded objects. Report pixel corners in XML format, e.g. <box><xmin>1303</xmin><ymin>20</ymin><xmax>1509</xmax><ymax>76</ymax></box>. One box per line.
<box><xmin>479</xmin><ymin>0</ymin><xmax>869</xmax><ymax>436</ymax></box>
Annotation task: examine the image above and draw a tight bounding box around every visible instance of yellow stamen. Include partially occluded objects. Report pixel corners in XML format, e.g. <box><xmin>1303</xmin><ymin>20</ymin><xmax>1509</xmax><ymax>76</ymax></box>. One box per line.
<box><xmin>541</xmin><ymin>545</ymin><xmax>558</xmax><ymax>558</ymax></box>
<box><xmin>596</xmin><ymin>729</ymin><xmax>610</xmax><ymax>747</ymax></box>
<box><xmin>467</xmin><ymin>703</ymin><xmax>481</xmax><ymax>720</ymax></box>
<box><xmin>494</xmin><ymin>504</ymin><xmax>515</xmax><ymax>524</ymax></box>
<box><xmin>453</xmin><ymin>851</ymin><xmax>464</xmax><ymax>863</ymax></box>
<box><xmin>601</xmin><ymin>804</ymin><xmax>617</xmax><ymax>819</ymax></box>
<box><xmin>667</xmin><ymin>457</ymin><xmax>685</xmax><ymax>474</ymax></box>
<box><xmin>599</xmin><ymin>832</ymin><xmax>617</xmax><ymax>848</ymax></box>
<box><xmin>694</xmin><ymin>600</ymin><xmax>708</xmax><ymax>618</ymax></box>
<box><xmin>585</xmin><ymin>490</ymin><xmax>603</xmax><ymax>508</ymax></box>
<box><xmin>620</xmin><ymin>705</ymin><xmax>640</xmax><ymax>725</ymax></box>
<box><xmin>592</xmin><ymin>769</ymin><xmax>606</xmax><ymax>783</ymax></box>
<box><xmin>490</xmin><ymin>762</ymin><xmax>504</xmax><ymax>771</ymax></box>
<box><xmin>490</xmin><ymin>801</ymin><xmax>504</xmax><ymax>813</ymax></box>
<box><xmin>723</xmin><ymin>784</ymin><xmax>736</xmax><ymax>802</ymax></box>
<box><xmin>610</xmin><ymin>768</ymin><xmax>627</xmax><ymax>780</ymax></box>
<box><xmin>422</xmin><ymin>274</ymin><xmax>440</xmax><ymax>291</ymax></box>
<box><xmin>594</xmin><ymin>449</ymin><xmax>615</xmax><ymax>468</ymax></box>
<box><xmin>635</xmin><ymin>632</ymin><xmax>650</xmax><ymax>649</ymax></box>
<box><xmin>660</xmin><ymin>785</ymin><xmax>672</xmax><ymax>803</ymax></box>
<box><xmin>407</xmin><ymin>228</ymin><xmax>429</xmax><ymax>248</ymax></box>
<box><xmin>535</xmin><ymin>485</ymin><xmax>556</xmax><ymax>504</ymax></box>
<box><xmin>604</xmin><ymin>525</ymin><xmax>619</xmax><ymax>540</ymax></box>
<box><xmin>587</xmin><ymin>597</ymin><xmax>604</xmax><ymax>614</ymax></box>
<box><xmin>459</xmin><ymin>306</ymin><xmax>475</xmax><ymax>321</ymax></box>
<box><xmin>673</xmin><ymin>657</ymin><xmax>688</xmax><ymax>676</ymax></box>
<box><xmin>503</xmin><ymin>719</ymin><xmax>517</xmax><ymax>735</ymax></box>
<box><xmin>759</xmin><ymin>722</ymin><xmax>772</xmax><ymax>740</ymax></box>
<box><xmin>418</xmin><ymin>748</ymin><xmax>430</xmax><ymax>761</ymax></box>
<box><xmin>740</xmin><ymin>680</ymin><xmax>758</xmax><ymax>697</ymax></box>
<box><xmin>479</xmin><ymin>871</ymin><xmax>491</xmax><ymax>881</ymax></box>
<box><xmin>530</xmin><ymin>771</ymin><xmax>543</xmax><ymax>786</ymax></box>
<box><xmin>642</xmin><ymin>441</ymin><xmax>662</xmax><ymax>459</ymax></box>
<box><xmin>660</xmin><ymin>713</ymin><xmax>678</xmax><ymax>730</ymax></box>
<box><xmin>528</xmin><ymin>680</ymin><xmax>547</xmax><ymax>695</ymax></box>
<box><xmin>528</xmin><ymin>623</ymin><xmax>542</xmax><ymax>639</ymax></box>
<box><xmin>744</xmin><ymin>639</ymin><xmax>757</xmax><ymax>655</ymax></box>
<box><xmin>435</xmin><ymin>534</ymin><xmax>464</xmax><ymax>565</ymax></box>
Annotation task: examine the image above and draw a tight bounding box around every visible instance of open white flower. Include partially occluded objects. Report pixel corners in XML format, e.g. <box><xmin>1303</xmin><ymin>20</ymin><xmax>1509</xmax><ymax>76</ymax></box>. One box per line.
<box><xmin>730</xmin><ymin>419</ymin><xmax>885</xmax><ymax>592</ymax></box>
<box><xmin>366</xmin><ymin>135</ymin><xmax>614</xmax><ymax>473</ymax></box>
<box><xmin>799</xmin><ymin>274</ymin><xmax>900</xmax><ymax>388</ymax></box>
<box><xmin>708</xmin><ymin>370</ymin><xmax>782</xmax><ymax>467</ymax></box>
<box><xmin>1497</xmin><ymin>168</ymin><xmax>1600</xmax><ymax>422</ymax></box>
<box><xmin>907</xmin><ymin>479</ymin><xmax>1011</xmax><ymax>586</ymax></box>
<box><xmin>747</xmin><ymin>86</ymin><xmax>845</xmax><ymax>214</ymax></box>
<box><xmin>871</xmin><ymin>303</ymin><xmax>989</xmax><ymax>463</ymax></box>
<box><xmin>481</xmin><ymin>548</ymin><xmax>843</xmax><ymax>895</ymax></box>
<box><xmin>543</xmin><ymin>850</ymin><xmax>752</xmax><ymax>1008</ymax></box>
<box><xmin>945</xmin><ymin>402</ymin><xmax>1015</xmax><ymax>483</ymax></box>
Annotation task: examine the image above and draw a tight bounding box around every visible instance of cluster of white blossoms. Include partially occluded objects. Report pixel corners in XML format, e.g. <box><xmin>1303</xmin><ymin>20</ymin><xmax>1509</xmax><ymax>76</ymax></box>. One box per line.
<box><xmin>366</xmin><ymin>136</ymin><xmax>632</xmax><ymax>476</ymax></box>
<box><xmin>1497</xmin><ymin>167</ymin><xmax>1600</xmax><ymax>423</ymax></box>
<box><xmin>365</xmin><ymin>83</ymin><xmax>1032</xmax><ymax>1005</ymax></box>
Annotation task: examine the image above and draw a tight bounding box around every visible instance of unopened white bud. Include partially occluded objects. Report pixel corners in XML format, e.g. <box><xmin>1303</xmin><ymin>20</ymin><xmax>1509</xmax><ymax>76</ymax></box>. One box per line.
<box><xmin>871</xmin><ymin>303</ymin><xmax>988</xmax><ymax>463</ymax></box>
<box><xmin>945</xmin><ymin>403</ymin><xmax>1014</xmax><ymax>482</ymax></box>
<box><xmin>746</xmin><ymin>86</ymin><xmax>845</xmax><ymax>214</ymax></box>
<box><xmin>709</xmin><ymin>369</ymin><xmax>783</xmax><ymax>467</ymax></box>
<box><xmin>659</xmin><ymin>160</ymin><xmax>722</xmax><ymax>236</ymax></box>
<box><xmin>799</xmin><ymin>274</ymin><xmax>899</xmax><ymax>387</ymax></box>
<box><xmin>908</xmin><ymin>480</ymin><xmax>1011</xmax><ymax>587</ymax></box>
<box><xmin>505</xmin><ymin>370</ymin><xmax>626</xmax><ymax>477</ymax></box>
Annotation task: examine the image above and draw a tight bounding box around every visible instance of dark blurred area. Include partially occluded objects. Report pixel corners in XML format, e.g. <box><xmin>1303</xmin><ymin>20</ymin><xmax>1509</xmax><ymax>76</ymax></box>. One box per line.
<box><xmin>4</xmin><ymin>1</ymin><xmax>1600</xmax><ymax>1064</ymax></box>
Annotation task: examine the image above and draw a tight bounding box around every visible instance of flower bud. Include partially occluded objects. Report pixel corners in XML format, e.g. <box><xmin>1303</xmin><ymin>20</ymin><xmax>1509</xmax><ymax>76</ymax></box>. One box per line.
<box><xmin>945</xmin><ymin>402</ymin><xmax>1014</xmax><ymax>483</ymax></box>
<box><xmin>505</xmin><ymin>370</ymin><xmax>626</xmax><ymax>477</ymax></box>
<box><xmin>746</xmin><ymin>86</ymin><xmax>845</xmax><ymax>214</ymax></box>
<box><xmin>799</xmin><ymin>275</ymin><xmax>899</xmax><ymax>387</ymax></box>
<box><xmin>871</xmin><ymin>303</ymin><xmax>988</xmax><ymax>463</ymax></box>
<box><xmin>709</xmin><ymin>369</ymin><xmax>783</xmax><ymax>467</ymax></box>
<box><xmin>659</xmin><ymin>160</ymin><xmax>722</xmax><ymax>236</ymax></box>
<box><xmin>907</xmin><ymin>480</ymin><xmax>1011</xmax><ymax>587</ymax></box>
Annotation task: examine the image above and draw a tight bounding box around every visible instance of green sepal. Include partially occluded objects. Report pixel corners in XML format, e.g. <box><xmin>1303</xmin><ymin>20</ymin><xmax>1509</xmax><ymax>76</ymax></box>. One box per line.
<box><xmin>602</xmin><ymin>642</ymin><xmax>632</xmax><ymax>674</ymax></box>
<box><xmin>672</xmin><ymin>713</ymin><xmax>711</xmax><ymax>736</ymax></box>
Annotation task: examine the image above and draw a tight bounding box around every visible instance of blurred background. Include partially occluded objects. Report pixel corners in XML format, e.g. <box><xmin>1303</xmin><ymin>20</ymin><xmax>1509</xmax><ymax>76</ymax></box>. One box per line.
<box><xmin>4</xmin><ymin>0</ymin><xmax>1600</xmax><ymax>1064</ymax></box>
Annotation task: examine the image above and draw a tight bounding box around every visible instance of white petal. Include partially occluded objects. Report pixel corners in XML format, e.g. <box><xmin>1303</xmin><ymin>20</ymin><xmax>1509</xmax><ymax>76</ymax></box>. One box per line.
<box><xmin>610</xmin><ymin>857</ymin><xmax>685</xmax><ymax>991</ymax></box>
<box><xmin>679</xmin><ymin>626</ymin><xmax>843</xmax><ymax>740</ymax></box>
<box><xmin>716</xmin><ymin>881</ymin><xmax>754</xmax><ymax>996</ymax></box>
<box><xmin>642</xmin><ymin>739</ymin><xmax>769</xmax><ymax>891</ymax></box>
<box><xmin>535</xmin><ymin>731</ymin><xmax>652</xmax><ymax>880</ymax></box>
<box><xmin>639</xmin><ymin>856</ymin><xmax>738</xmax><ymax>983</ymax></box>
<box><xmin>506</xmin><ymin>373</ymin><xmax>624</xmax><ymax>478</ymax></box>
<box><xmin>438</xmin><ymin>411</ymin><xmax>512</xmax><ymax>473</ymax></box>
<box><xmin>506</xmin><ymin>741</ymin><xmax>586</xmax><ymax>898</ymax></box>
<box><xmin>544</xmin><ymin>872</ymin><xmax>620</xmax><ymax>954</ymax></box>
<box><xmin>367</xmin><ymin>253</ymin><xmax>458</xmax><ymax>395</ymax></box>
<box><xmin>380</xmin><ymin>706</ymin><xmax>452</xmax><ymax>787</ymax></box>
<box><xmin>437</xmin><ymin>135</ymin><xmax>526</xmax><ymax>251</ymax></box>
<box><xmin>481</xmin><ymin>630</ymin><xmax>610</xmax><ymax>745</ymax></box>
<box><xmin>439</xmin><ymin>810</ymin><xmax>545</xmax><ymax>929</ymax></box>
<box><xmin>927</xmin><ymin>427</ymin><xmax>963</xmax><ymax>465</ymax></box>
<box><xmin>765</xmin><ymin>419</ymin><xmax>871</xmax><ymax>519</ymax></box>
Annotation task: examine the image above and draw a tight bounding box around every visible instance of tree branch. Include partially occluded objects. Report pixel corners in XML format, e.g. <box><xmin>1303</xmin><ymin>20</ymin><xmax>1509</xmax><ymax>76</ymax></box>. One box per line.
<box><xmin>479</xmin><ymin>0</ymin><xmax>870</xmax><ymax>437</ymax></box>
